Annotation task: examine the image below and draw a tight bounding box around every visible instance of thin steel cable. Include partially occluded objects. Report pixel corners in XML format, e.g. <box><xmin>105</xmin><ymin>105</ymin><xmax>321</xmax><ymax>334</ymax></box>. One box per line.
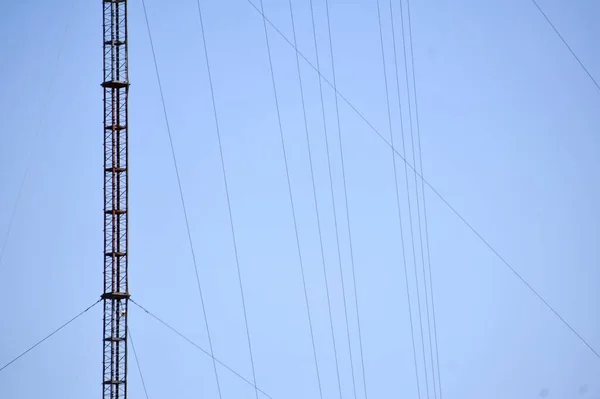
<box><xmin>307</xmin><ymin>0</ymin><xmax>359</xmax><ymax>397</ymax></box>
<box><xmin>128</xmin><ymin>327</ymin><xmax>150</xmax><ymax>399</ymax></box>
<box><xmin>140</xmin><ymin>1</ymin><xmax>223</xmax><ymax>397</ymax></box>
<box><xmin>405</xmin><ymin>0</ymin><xmax>443</xmax><ymax>396</ymax></box>
<box><xmin>386</xmin><ymin>0</ymin><xmax>425</xmax><ymax>397</ymax></box>
<box><xmin>395</xmin><ymin>1</ymin><xmax>436</xmax><ymax>397</ymax></box>
<box><xmin>322</xmin><ymin>1</ymin><xmax>371</xmax><ymax>397</ymax></box>
<box><xmin>130</xmin><ymin>300</ymin><xmax>275</xmax><ymax>399</ymax></box>
<box><xmin>194</xmin><ymin>2</ymin><xmax>259</xmax><ymax>398</ymax></box>
<box><xmin>428</xmin><ymin>180</ymin><xmax>600</xmax><ymax>360</ymax></box>
<box><xmin>530</xmin><ymin>0</ymin><xmax>600</xmax><ymax>91</ymax></box>
<box><xmin>0</xmin><ymin>299</ymin><xmax>100</xmax><ymax>373</ymax></box>
<box><xmin>246</xmin><ymin>0</ymin><xmax>600</xmax><ymax>361</ymax></box>
<box><xmin>379</xmin><ymin>1</ymin><xmax>427</xmax><ymax>397</ymax></box>
<box><xmin>288</xmin><ymin>0</ymin><xmax>344</xmax><ymax>397</ymax></box>
<box><xmin>0</xmin><ymin>0</ymin><xmax>77</xmax><ymax>271</ymax></box>
<box><xmin>258</xmin><ymin>0</ymin><xmax>324</xmax><ymax>397</ymax></box>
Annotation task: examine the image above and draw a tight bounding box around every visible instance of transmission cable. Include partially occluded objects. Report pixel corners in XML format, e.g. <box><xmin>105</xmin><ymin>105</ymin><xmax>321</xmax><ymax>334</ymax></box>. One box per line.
<box><xmin>140</xmin><ymin>1</ymin><xmax>223</xmax><ymax>396</ymax></box>
<box><xmin>288</xmin><ymin>0</ymin><xmax>344</xmax><ymax>397</ymax></box>
<box><xmin>244</xmin><ymin>0</ymin><xmax>600</xmax><ymax>361</ymax></box>
<box><xmin>393</xmin><ymin>1</ymin><xmax>437</xmax><ymax>397</ymax></box>
<box><xmin>405</xmin><ymin>0</ymin><xmax>443</xmax><ymax>396</ymax></box>
<box><xmin>0</xmin><ymin>299</ymin><xmax>100</xmax><ymax>373</ymax></box>
<box><xmin>307</xmin><ymin>0</ymin><xmax>360</xmax><ymax>397</ymax></box>
<box><xmin>378</xmin><ymin>1</ymin><xmax>427</xmax><ymax>398</ymax></box>
<box><xmin>194</xmin><ymin>1</ymin><xmax>260</xmax><ymax>398</ymax></box>
<box><xmin>388</xmin><ymin>0</ymin><xmax>431</xmax><ymax>396</ymax></box>
<box><xmin>530</xmin><ymin>0</ymin><xmax>600</xmax><ymax>92</ymax></box>
<box><xmin>257</xmin><ymin>0</ymin><xmax>325</xmax><ymax>397</ymax></box>
<box><xmin>0</xmin><ymin>0</ymin><xmax>77</xmax><ymax>271</ymax></box>
<box><xmin>130</xmin><ymin>299</ymin><xmax>275</xmax><ymax>399</ymax></box>
<box><xmin>128</xmin><ymin>327</ymin><xmax>150</xmax><ymax>399</ymax></box>
<box><xmin>322</xmin><ymin>1</ymin><xmax>371</xmax><ymax>397</ymax></box>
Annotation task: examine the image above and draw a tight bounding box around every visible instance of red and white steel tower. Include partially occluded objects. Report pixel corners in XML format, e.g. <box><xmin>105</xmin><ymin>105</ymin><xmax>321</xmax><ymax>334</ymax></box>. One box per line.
<box><xmin>101</xmin><ymin>0</ymin><xmax>130</xmax><ymax>398</ymax></box>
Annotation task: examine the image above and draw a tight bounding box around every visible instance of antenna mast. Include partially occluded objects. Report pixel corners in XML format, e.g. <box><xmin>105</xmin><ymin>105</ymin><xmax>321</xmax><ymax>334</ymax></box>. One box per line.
<box><xmin>101</xmin><ymin>0</ymin><xmax>130</xmax><ymax>398</ymax></box>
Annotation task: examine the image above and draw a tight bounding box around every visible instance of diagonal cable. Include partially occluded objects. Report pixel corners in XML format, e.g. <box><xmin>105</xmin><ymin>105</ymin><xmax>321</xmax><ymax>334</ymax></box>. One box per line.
<box><xmin>322</xmin><ymin>1</ymin><xmax>371</xmax><ymax>397</ymax></box>
<box><xmin>245</xmin><ymin>0</ymin><xmax>600</xmax><ymax>361</ymax></box>
<box><xmin>530</xmin><ymin>0</ymin><xmax>600</xmax><ymax>91</ymax></box>
<box><xmin>379</xmin><ymin>1</ymin><xmax>427</xmax><ymax>397</ymax></box>
<box><xmin>288</xmin><ymin>0</ymin><xmax>344</xmax><ymax>398</ymax></box>
<box><xmin>306</xmin><ymin>0</ymin><xmax>360</xmax><ymax>397</ymax></box>
<box><xmin>0</xmin><ymin>299</ymin><xmax>100</xmax><ymax>373</ymax></box>
<box><xmin>387</xmin><ymin>0</ymin><xmax>427</xmax><ymax>397</ymax></box>
<box><xmin>405</xmin><ymin>0</ymin><xmax>444</xmax><ymax>396</ymax></box>
<box><xmin>131</xmin><ymin>299</ymin><xmax>275</xmax><ymax>399</ymax></box>
<box><xmin>0</xmin><ymin>0</ymin><xmax>77</xmax><ymax>271</ymax></box>
<box><xmin>128</xmin><ymin>327</ymin><xmax>150</xmax><ymax>399</ymax></box>
<box><xmin>257</xmin><ymin>0</ymin><xmax>325</xmax><ymax>397</ymax></box>
<box><xmin>394</xmin><ymin>0</ymin><xmax>436</xmax><ymax>396</ymax></box>
<box><xmin>194</xmin><ymin>1</ymin><xmax>259</xmax><ymax>397</ymax></box>
<box><xmin>140</xmin><ymin>1</ymin><xmax>223</xmax><ymax>396</ymax></box>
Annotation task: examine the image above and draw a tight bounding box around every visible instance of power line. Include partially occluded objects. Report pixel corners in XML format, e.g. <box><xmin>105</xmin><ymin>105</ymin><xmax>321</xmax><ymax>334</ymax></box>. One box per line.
<box><xmin>257</xmin><ymin>0</ymin><xmax>326</xmax><ymax>398</ymax></box>
<box><xmin>287</xmin><ymin>0</ymin><xmax>344</xmax><ymax>398</ymax></box>
<box><xmin>307</xmin><ymin>0</ymin><xmax>360</xmax><ymax>397</ymax></box>
<box><xmin>0</xmin><ymin>0</ymin><xmax>77</xmax><ymax>271</ymax></box>
<box><xmin>0</xmin><ymin>299</ymin><xmax>100</xmax><ymax>373</ymax></box>
<box><xmin>245</xmin><ymin>0</ymin><xmax>600</xmax><ymax>361</ymax></box>
<box><xmin>130</xmin><ymin>300</ymin><xmax>275</xmax><ymax>399</ymax></box>
<box><xmin>139</xmin><ymin>1</ymin><xmax>224</xmax><ymax>397</ymax></box>
<box><xmin>322</xmin><ymin>0</ymin><xmax>370</xmax><ymax>397</ymax></box>
<box><xmin>128</xmin><ymin>328</ymin><xmax>150</xmax><ymax>399</ymax></box>
<box><xmin>405</xmin><ymin>0</ymin><xmax>443</xmax><ymax>396</ymax></box>
<box><xmin>386</xmin><ymin>0</ymin><xmax>425</xmax><ymax>397</ymax></box>
<box><xmin>530</xmin><ymin>0</ymin><xmax>600</xmax><ymax>92</ymax></box>
<box><xmin>194</xmin><ymin>1</ymin><xmax>260</xmax><ymax>398</ymax></box>
<box><xmin>376</xmin><ymin>0</ymin><xmax>429</xmax><ymax>398</ymax></box>
<box><xmin>394</xmin><ymin>1</ymin><xmax>437</xmax><ymax>396</ymax></box>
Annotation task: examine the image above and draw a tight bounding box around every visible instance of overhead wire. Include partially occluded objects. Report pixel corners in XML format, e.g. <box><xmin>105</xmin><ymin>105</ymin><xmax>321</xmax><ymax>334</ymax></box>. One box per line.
<box><xmin>322</xmin><ymin>1</ymin><xmax>370</xmax><ymax>397</ymax></box>
<box><xmin>128</xmin><ymin>327</ymin><xmax>150</xmax><ymax>399</ymax></box>
<box><xmin>257</xmin><ymin>1</ymin><xmax>326</xmax><ymax>397</ymax></box>
<box><xmin>0</xmin><ymin>299</ymin><xmax>100</xmax><ymax>373</ymax></box>
<box><xmin>307</xmin><ymin>0</ymin><xmax>360</xmax><ymax>397</ymax></box>
<box><xmin>386</xmin><ymin>0</ymin><xmax>427</xmax><ymax>397</ymax></box>
<box><xmin>530</xmin><ymin>0</ymin><xmax>600</xmax><ymax>92</ymax></box>
<box><xmin>131</xmin><ymin>299</ymin><xmax>275</xmax><ymax>399</ymax></box>
<box><xmin>245</xmin><ymin>0</ymin><xmax>600</xmax><ymax>361</ymax></box>
<box><xmin>0</xmin><ymin>0</ymin><xmax>77</xmax><ymax>271</ymax></box>
<box><xmin>194</xmin><ymin>1</ymin><xmax>260</xmax><ymax>398</ymax></box>
<box><xmin>394</xmin><ymin>1</ymin><xmax>436</xmax><ymax>396</ymax></box>
<box><xmin>139</xmin><ymin>1</ymin><xmax>224</xmax><ymax>396</ymax></box>
<box><xmin>287</xmin><ymin>0</ymin><xmax>344</xmax><ymax>397</ymax></box>
<box><xmin>405</xmin><ymin>0</ymin><xmax>443</xmax><ymax>396</ymax></box>
<box><xmin>378</xmin><ymin>1</ymin><xmax>426</xmax><ymax>397</ymax></box>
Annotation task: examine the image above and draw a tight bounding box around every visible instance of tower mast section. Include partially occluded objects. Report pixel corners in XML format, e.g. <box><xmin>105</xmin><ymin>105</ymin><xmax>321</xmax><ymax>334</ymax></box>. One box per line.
<box><xmin>101</xmin><ymin>1</ymin><xmax>130</xmax><ymax>398</ymax></box>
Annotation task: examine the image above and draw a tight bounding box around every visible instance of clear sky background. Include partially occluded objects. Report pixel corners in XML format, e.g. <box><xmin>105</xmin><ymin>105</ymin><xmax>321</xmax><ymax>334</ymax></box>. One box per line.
<box><xmin>0</xmin><ymin>0</ymin><xmax>599</xmax><ymax>398</ymax></box>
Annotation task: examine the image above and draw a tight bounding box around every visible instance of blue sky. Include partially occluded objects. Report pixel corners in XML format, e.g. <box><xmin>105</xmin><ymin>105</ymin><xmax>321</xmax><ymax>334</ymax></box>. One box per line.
<box><xmin>0</xmin><ymin>0</ymin><xmax>599</xmax><ymax>398</ymax></box>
